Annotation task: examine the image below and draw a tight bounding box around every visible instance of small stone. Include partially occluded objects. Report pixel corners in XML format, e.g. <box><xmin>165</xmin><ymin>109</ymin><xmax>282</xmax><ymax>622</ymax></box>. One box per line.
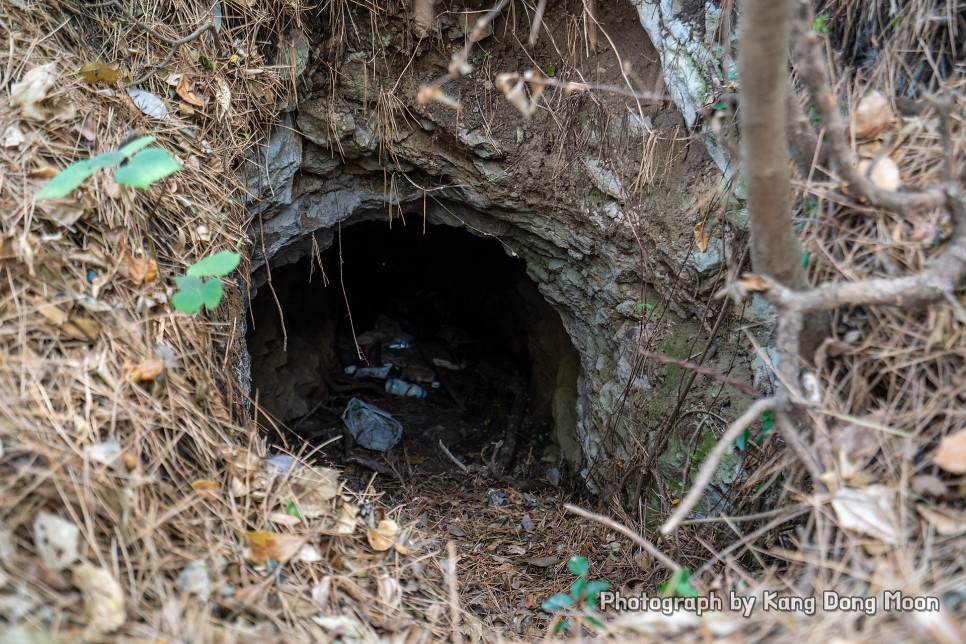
<box><xmin>458</xmin><ymin>128</ymin><xmax>504</xmax><ymax>159</ymax></box>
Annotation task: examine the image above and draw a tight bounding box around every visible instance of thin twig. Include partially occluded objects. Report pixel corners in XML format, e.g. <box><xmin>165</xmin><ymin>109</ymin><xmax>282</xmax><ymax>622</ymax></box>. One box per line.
<box><xmin>438</xmin><ymin>439</ymin><xmax>470</xmax><ymax>473</ymax></box>
<box><xmin>447</xmin><ymin>541</ymin><xmax>463</xmax><ymax>644</ymax></box>
<box><xmin>661</xmin><ymin>397</ymin><xmax>776</xmax><ymax>534</ymax></box>
<box><xmin>564</xmin><ymin>503</ymin><xmax>681</xmax><ymax>573</ymax></box>
<box><xmin>640</xmin><ymin>349</ymin><xmax>763</xmax><ymax>398</ymax></box>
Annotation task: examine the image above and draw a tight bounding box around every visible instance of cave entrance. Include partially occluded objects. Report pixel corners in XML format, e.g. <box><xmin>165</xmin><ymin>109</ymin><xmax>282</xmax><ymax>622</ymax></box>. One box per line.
<box><xmin>246</xmin><ymin>220</ymin><xmax>582</xmax><ymax>481</ymax></box>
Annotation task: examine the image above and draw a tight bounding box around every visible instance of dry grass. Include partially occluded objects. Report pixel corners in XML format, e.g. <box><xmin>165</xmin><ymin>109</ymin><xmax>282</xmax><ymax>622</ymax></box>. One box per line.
<box><xmin>0</xmin><ymin>0</ymin><xmax>451</xmax><ymax>640</ymax></box>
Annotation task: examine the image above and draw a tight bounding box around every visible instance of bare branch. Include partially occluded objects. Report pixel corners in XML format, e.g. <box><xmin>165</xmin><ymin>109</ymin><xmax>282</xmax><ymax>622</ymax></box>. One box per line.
<box><xmin>739</xmin><ymin>0</ymin><xmax>807</xmax><ymax>293</ymax></box>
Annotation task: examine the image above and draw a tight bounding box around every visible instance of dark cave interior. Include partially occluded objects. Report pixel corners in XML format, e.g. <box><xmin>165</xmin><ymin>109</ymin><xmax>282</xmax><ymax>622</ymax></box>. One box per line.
<box><xmin>246</xmin><ymin>220</ymin><xmax>581</xmax><ymax>476</ymax></box>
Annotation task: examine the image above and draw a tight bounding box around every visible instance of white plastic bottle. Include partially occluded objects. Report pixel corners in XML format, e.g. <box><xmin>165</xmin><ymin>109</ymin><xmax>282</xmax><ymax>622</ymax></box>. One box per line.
<box><xmin>385</xmin><ymin>378</ymin><xmax>427</xmax><ymax>398</ymax></box>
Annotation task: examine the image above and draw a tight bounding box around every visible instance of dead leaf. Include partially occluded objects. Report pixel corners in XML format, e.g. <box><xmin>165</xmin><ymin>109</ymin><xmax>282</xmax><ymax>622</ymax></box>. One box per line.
<box><xmin>857</xmin><ymin>157</ymin><xmax>901</xmax><ymax>191</ymax></box>
<box><xmin>1</xmin><ymin>123</ymin><xmax>26</xmax><ymax>148</ymax></box>
<box><xmin>831</xmin><ymin>485</ymin><xmax>901</xmax><ymax>544</ymax></box>
<box><xmin>736</xmin><ymin>273</ymin><xmax>769</xmax><ymax>292</ymax></box>
<box><xmin>215</xmin><ymin>77</ymin><xmax>232</xmax><ymax>117</ymax></box>
<box><xmin>191</xmin><ymin>479</ymin><xmax>220</xmax><ymax>500</ymax></box>
<box><xmin>177</xmin><ymin>559</ymin><xmax>211</xmax><ymax>601</ymax></box>
<box><xmin>33</xmin><ymin>512</ymin><xmax>79</xmax><ymax>572</ymax></box>
<box><xmin>917</xmin><ymin>505</ymin><xmax>966</xmax><ymax>536</ymax></box>
<box><xmin>367</xmin><ymin>519</ymin><xmax>400</xmax><ymax>552</ymax></box>
<box><xmin>128</xmin><ymin>358</ymin><xmax>164</xmax><ymax>382</ymax></box>
<box><xmin>29</xmin><ymin>297</ymin><xmax>69</xmax><ymax>326</ymax></box>
<box><xmin>911</xmin><ymin>474</ymin><xmax>947</xmax><ymax>498</ymax></box>
<box><xmin>80</xmin><ymin>61</ymin><xmax>119</xmax><ymax>85</ymax></box>
<box><xmin>40</xmin><ymin>202</ymin><xmax>87</xmax><ymax>228</ymax></box>
<box><xmin>494</xmin><ymin>71</ymin><xmax>547</xmax><ymax>117</ymax></box>
<box><xmin>935</xmin><ymin>429</ymin><xmax>966</xmax><ymax>474</ymax></box>
<box><xmin>521</xmin><ymin>514</ymin><xmax>535</xmax><ymax>532</ymax></box>
<box><xmin>290</xmin><ymin>466</ymin><xmax>341</xmax><ymax>519</ymax></box>
<box><xmin>693</xmin><ymin>221</ymin><xmax>711</xmax><ymax>253</ymax></box>
<box><xmin>526</xmin><ymin>556</ymin><xmax>560</xmax><ymax>568</ymax></box>
<box><xmin>244</xmin><ymin>531</ymin><xmax>307</xmax><ymax>564</ymax></box>
<box><xmin>127</xmin><ymin>88</ymin><xmax>170</xmax><ymax>120</ymax></box>
<box><xmin>73</xmin><ymin>562</ymin><xmax>126</xmax><ymax>638</ymax></box>
<box><xmin>77</xmin><ymin>113</ymin><xmax>97</xmax><ymax>142</ymax></box>
<box><xmin>852</xmin><ymin>91</ymin><xmax>892</xmax><ymax>139</ymax></box>
<box><xmin>118</xmin><ymin>252</ymin><xmax>158</xmax><ymax>285</ymax></box>
<box><xmin>268</xmin><ymin>512</ymin><xmax>302</xmax><ymax>527</ymax></box>
<box><xmin>176</xmin><ymin>76</ymin><xmax>205</xmax><ymax>107</ymax></box>
<box><xmin>67</xmin><ymin>316</ymin><xmax>100</xmax><ymax>341</ymax></box>
<box><xmin>10</xmin><ymin>64</ymin><xmax>57</xmax><ymax>120</ymax></box>
<box><xmin>86</xmin><ymin>441</ymin><xmax>122</xmax><ymax>468</ymax></box>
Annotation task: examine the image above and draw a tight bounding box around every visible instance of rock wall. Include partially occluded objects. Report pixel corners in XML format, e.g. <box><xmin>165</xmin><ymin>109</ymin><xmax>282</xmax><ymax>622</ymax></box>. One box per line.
<box><xmin>242</xmin><ymin>1</ymin><xmax>753</xmax><ymax>493</ymax></box>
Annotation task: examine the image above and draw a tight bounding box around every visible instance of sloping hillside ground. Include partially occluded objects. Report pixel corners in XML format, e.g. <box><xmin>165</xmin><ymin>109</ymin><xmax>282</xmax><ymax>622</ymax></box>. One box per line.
<box><xmin>0</xmin><ymin>0</ymin><xmax>964</xmax><ymax>641</ymax></box>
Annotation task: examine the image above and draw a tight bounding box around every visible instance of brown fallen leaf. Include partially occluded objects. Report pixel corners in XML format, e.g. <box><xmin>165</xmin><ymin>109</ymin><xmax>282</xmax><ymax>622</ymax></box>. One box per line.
<box><xmin>244</xmin><ymin>531</ymin><xmax>307</xmax><ymax>564</ymax></box>
<box><xmin>66</xmin><ymin>316</ymin><xmax>100</xmax><ymax>341</ymax></box>
<box><xmin>852</xmin><ymin>91</ymin><xmax>892</xmax><ymax>139</ymax></box>
<box><xmin>118</xmin><ymin>252</ymin><xmax>158</xmax><ymax>285</ymax></box>
<box><xmin>28</xmin><ymin>297</ymin><xmax>69</xmax><ymax>326</ymax></box>
<box><xmin>176</xmin><ymin>76</ymin><xmax>205</xmax><ymax>107</ymax></box>
<box><xmin>79</xmin><ymin>60</ymin><xmax>119</xmax><ymax>85</ymax></box>
<box><xmin>693</xmin><ymin>220</ymin><xmax>711</xmax><ymax>253</ymax></box>
<box><xmin>736</xmin><ymin>273</ymin><xmax>769</xmax><ymax>292</ymax></box>
<box><xmin>917</xmin><ymin>505</ymin><xmax>966</xmax><ymax>537</ymax></box>
<box><xmin>935</xmin><ymin>429</ymin><xmax>966</xmax><ymax>474</ymax></box>
<box><xmin>911</xmin><ymin>474</ymin><xmax>947</xmax><ymax>498</ymax></box>
<box><xmin>367</xmin><ymin>519</ymin><xmax>400</xmax><ymax>552</ymax></box>
<box><xmin>128</xmin><ymin>358</ymin><xmax>164</xmax><ymax>382</ymax></box>
<box><xmin>73</xmin><ymin>562</ymin><xmax>126</xmax><ymax>638</ymax></box>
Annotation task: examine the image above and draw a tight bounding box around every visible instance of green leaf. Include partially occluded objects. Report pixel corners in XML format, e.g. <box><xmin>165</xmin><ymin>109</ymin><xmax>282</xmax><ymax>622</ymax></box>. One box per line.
<box><xmin>712</xmin><ymin>100</ymin><xmax>728</xmax><ymax>111</ymax></box>
<box><xmin>37</xmin><ymin>161</ymin><xmax>94</xmax><ymax>200</ymax></box>
<box><xmin>199</xmin><ymin>55</ymin><xmax>213</xmax><ymax>70</ymax></box>
<box><xmin>114</xmin><ymin>147</ymin><xmax>183</xmax><ymax>189</ymax></box>
<box><xmin>285</xmin><ymin>500</ymin><xmax>302</xmax><ymax>519</ymax></box>
<box><xmin>756</xmin><ymin>410</ymin><xmax>776</xmax><ymax>446</ymax></box>
<box><xmin>542</xmin><ymin>593</ymin><xmax>574</xmax><ymax>612</ymax></box>
<box><xmin>86</xmin><ymin>150</ymin><xmax>126</xmax><ymax>170</ymax></box>
<box><xmin>735</xmin><ymin>427</ymin><xmax>750</xmax><ymax>451</ymax></box>
<box><xmin>813</xmin><ymin>13</ymin><xmax>831</xmax><ymax>34</ymax></box>
<box><xmin>728</xmin><ymin>68</ymin><xmax>738</xmax><ymax>81</ymax></box>
<box><xmin>554</xmin><ymin>618</ymin><xmax>571</xmax><ymax>633</ymax></box>
<box><xmin>186</xmin><ymin>250</ymin><xmax>241</xmax><ymax>277</ymax></box>
<box><xmin>659</xmin><ymin>568</ymin><xmax>699</xmax><ymax>598</ymax></box>
<box><xmin>636</xmin><ymin>302</ymin><xmax>654</xmax><ymax>310</ymax></box>
<box><xmin>118</xmin><ymin>135</ymin><xmax>156</xmax><ymax>158</ymax></box>
<box><xmin>567</xmin><ymin>555</ymin><xmax>589</xmax><ymax>577</ymax></box>
<box><xmin>570</xmin><ymin>576</ymin><xmax>587</xmax><ymax>600</ymax></box>
<box><xmin>584</xmin><ymin>580</ymin><xmax>611</xmax><ymax>603</ymax></box>
<box><xmin>172</xmin><ymin>275</ymin><xmax>224</xmax><ymax>313</ymax></box>
<box><xmin>801</xmin><ymin>250</ymin><xmax>811</xmax><ymax>269</ymax></box>
<box><xmin>585</xmin><ymin>615</ymin><xmax>605</xmax><ymax>628</ymax></box>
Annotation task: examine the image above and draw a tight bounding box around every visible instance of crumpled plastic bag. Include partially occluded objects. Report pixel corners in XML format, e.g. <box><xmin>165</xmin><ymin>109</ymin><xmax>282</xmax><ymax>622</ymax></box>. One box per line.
<box><xmin>341</xmin><ymin>398</ymin><xmax>403</xmax><ymax>452</ymax></box>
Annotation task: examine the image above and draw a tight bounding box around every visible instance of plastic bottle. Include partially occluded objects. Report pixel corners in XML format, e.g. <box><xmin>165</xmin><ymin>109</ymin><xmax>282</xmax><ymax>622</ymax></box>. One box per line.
<box><xmin>385</xmin><ymin>378</ymin><xmax>427</xmax><ymax>398</ymax></box>
<box><xmin>354</xmin><ymin>364</ymin><xmax>393</xmax><ymax>379</ymax></box>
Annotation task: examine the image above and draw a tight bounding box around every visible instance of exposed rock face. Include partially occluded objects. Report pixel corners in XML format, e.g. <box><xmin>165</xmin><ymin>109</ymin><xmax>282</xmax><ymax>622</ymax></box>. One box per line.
<box><xmin>243</xmin><ymin>1</ymin><xmax>753</xmax><ymax>493</ymax></box>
